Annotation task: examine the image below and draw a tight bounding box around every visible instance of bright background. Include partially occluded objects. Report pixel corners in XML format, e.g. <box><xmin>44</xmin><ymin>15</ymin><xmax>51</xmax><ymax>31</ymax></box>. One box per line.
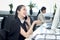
<box><xmin>0</xmin><ymin>0</ymin><xmax>60</xmax><ymax>14</ymax></box>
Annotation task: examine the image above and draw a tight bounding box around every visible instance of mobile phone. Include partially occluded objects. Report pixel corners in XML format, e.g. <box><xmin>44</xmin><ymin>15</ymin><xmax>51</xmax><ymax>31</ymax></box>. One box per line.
<box><xmin>24</xmin><ymin>16</ymin><xmax>27</xmax><ymax>20</ymax></box>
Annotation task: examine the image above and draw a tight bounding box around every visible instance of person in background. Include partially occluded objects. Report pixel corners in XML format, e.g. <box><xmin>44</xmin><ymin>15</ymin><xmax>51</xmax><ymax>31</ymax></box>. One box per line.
<box><xmin>0</xmin><ymin>5</ymin><xmax>41</xmax><ymax>40</ymax></box>
<box><xmin>37</xmin><ymin>7</ymin><xmax>46</xmax><ymax>25</ymax></box>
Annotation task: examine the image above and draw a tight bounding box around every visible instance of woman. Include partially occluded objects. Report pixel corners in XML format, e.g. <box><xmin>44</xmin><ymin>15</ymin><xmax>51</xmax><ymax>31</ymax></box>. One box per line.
<box><xmin>0</xmin><ymin>5</ymin><xmax>41</xmax><ymax>40</ymax></box>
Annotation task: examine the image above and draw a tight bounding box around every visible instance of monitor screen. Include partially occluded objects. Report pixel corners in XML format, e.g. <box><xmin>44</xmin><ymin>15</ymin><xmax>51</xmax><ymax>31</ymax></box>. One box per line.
<box><xmin>51</xmin><ymin>7</ymin><xmax>60</xmax><ymax>29</ymax></box>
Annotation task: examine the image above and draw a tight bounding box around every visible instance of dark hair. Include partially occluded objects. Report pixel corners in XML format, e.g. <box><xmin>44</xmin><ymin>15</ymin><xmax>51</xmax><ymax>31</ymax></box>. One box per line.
<box><xmin>41</xmin><ymin>7</ymin><xmax>46</xmax><ymax>12</ymax></box>
<box><xmin>15</xmin><ymin>5</ymin><xmax>25</xmax><ymax>18</ymax></box>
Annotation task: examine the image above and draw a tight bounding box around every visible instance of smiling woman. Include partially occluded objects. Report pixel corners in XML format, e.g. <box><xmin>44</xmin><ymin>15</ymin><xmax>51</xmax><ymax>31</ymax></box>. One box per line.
<box><xmin>0</xmin><ymin>5</ymin><xmax>41</xmax><ymax>40</ymax></box>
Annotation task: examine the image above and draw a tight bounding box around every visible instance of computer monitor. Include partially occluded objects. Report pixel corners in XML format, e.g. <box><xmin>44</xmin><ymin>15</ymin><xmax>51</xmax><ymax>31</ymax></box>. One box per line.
<box><xmin>51</xmin><ymin>8</ymin><xmax>60</xmax><ymax>30</ymax></box>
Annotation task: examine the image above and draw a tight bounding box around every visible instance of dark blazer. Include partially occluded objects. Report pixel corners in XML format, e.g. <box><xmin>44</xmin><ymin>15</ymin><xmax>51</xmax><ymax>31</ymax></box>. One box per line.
<box><xmin>0</xmin><ymin>16</ymin><xmax>20</xmax><ymax>40</ymax></box>
<box><xmin>0</xmin><ymin>16</ymin><xmax>33</xmax><ymax>40</ymax></box>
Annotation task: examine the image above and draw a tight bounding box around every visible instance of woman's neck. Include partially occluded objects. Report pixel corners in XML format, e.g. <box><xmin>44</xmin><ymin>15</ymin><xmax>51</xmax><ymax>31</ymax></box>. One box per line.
<box><xmin>18</xmin><ymin>15</ymin><xmax>25</xmax><ymax>20</ymax></box>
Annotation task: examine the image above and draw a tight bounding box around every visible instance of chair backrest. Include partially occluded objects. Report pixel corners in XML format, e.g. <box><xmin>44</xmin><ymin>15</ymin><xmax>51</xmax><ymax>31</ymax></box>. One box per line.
<box><xmin>1</xmin><ymin>15</ymin><xmax>14</xmax><ymax>29</ymax></box>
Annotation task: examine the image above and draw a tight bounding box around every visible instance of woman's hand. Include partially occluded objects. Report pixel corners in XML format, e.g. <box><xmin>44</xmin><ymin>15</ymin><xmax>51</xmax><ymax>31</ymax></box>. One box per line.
<box><xmin>33</xmin><ymin>20</ymin><xmax>41</xmax><ymax>25</ymax></box>
<box><xmin>26</xmin><ymin>16</ymin><xmax>30</xmax><ymax>23</ymax></box>
<box><xmin>25</xmin><ymin>16</ymin><xmax>31</xmax><ymax>26</ymax></box>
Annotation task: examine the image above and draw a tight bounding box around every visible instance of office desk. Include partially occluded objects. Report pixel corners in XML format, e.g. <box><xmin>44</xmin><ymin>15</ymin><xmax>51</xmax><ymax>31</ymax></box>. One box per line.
<box><xmin>25</xmin><ymin>23</ymin><xmax>60</xmax><ymax>40</ymax></box>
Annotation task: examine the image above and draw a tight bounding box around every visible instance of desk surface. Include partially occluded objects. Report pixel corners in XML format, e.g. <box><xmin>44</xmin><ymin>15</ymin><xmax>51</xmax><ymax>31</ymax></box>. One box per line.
<box><xmin>25</xmin><ymin>23</ymin><xmax>60</xmax><ymax>40</ymax></box>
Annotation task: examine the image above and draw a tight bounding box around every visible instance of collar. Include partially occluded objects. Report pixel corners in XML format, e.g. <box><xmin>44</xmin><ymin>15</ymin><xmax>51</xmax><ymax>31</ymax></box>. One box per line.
<box><xmin>15</xmin><ymin>16</ymin><xmax>25</xmax><ymax>24</ymax></box>
<box><xmin>20</xmin><ymin>18</ymin><xmax>25</xmax><ymax>24</ymax></box>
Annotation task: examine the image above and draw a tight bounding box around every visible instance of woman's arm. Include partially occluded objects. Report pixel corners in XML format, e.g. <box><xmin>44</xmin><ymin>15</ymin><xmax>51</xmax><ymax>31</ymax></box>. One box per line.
<box><xmin>20</xmin><ymin>18</ymin><xmax>41</xmax><ymax>38</ymax></box>
<box><xmin>20</xmin><ymin>22</ymin><xmax>35</xmax><ymax>38</ymax></box>
<box><xmin>25</xmin><ymin>16</ymin><xmax>31</xmax><ymax>27</ymax></box>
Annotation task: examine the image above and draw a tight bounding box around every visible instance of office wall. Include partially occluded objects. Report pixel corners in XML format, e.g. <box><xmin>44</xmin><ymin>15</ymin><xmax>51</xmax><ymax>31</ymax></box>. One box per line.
<box><xmin>0</xmin><ymin>0</ymin><xmax>60</xmax><ymax>14</ymax></box>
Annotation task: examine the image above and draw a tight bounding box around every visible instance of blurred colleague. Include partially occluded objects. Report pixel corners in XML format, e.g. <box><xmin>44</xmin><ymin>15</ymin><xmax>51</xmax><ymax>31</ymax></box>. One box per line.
<box><xmin>0</xmin><ymin>5</ymin><xmax>41</xmax><ymax>40</ymax></box>
<box><xmin>38</xmin><ymin>7</ymin><xmax>46</xmax><ymax>25</ymax></box>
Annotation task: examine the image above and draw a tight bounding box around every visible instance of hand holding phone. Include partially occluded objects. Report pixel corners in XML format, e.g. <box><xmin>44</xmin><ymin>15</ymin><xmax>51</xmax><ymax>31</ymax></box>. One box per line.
<box><xmin>24</xmin><ymin>16</ymin><xmax>27</xmax><ymax>20</ymax></box>
<box><xmin>25</xmin><ymin>16</ymin><xmax>31</xmax><ymax>26</ymax></box>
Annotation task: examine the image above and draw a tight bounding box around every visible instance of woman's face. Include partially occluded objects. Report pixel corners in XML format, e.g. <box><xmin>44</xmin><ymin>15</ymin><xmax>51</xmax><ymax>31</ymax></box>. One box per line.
<box><xmin>42</xmin><ymin>10</ymin><xmax>46</xmax><ymax>13</ymax></box>
<box><xmin>18</xmin><ymin>6</ymin><xmax>27</xmax><ymax>18</ymax></box>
